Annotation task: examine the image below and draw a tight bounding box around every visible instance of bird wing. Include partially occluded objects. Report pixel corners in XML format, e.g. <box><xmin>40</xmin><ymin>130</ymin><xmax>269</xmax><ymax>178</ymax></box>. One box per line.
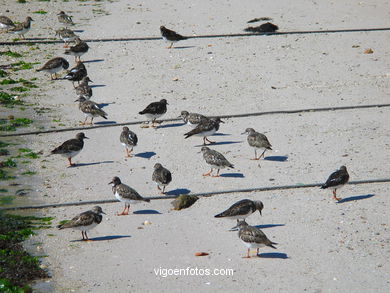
<box><xmin>140</xmin><ymin>102</ymin><xmax>164</xmax><ymax>114</ymax></box>
<box><xmin>323</xmin><ymin>170</ymin><xmax>349</xmax><ymax>188</ymax></box>
<box><xmin>184</xmin><ymin>120</ymin><xmax>212</xmax><ymax>138</ymax></box>
<box><xmin>215</xmin><ymin>199</ymin><xmax>252</xmax><ymax>217</ymax></box>
<box><xmin>51</xmin><ymin>138</ymin><xmax>83</xmax><ymax>154</ymax></box>
<box><xmin>239</xmin><ymin>226</ymin><xmax>268</xmax><ymax>243</ymax></box>
<box><xmin>59</xmin><ymin>211</ymin><xmax>94</xmax><ymax>229</ymax></box>
<box><xmin>40</xmin><ymin>57</ymin><xmax>62</xmax><ymax>70</ymax></box>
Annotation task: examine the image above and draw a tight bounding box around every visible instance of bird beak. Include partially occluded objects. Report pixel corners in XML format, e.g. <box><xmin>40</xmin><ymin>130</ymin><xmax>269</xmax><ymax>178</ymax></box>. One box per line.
<box><xmin>101</xmin><ymin>211</ymin><xmax>106</xmax><ymax>215</ymax></box>
<box><xmin>74</xmin><ymin>98</ymin><xmax>79</xmax><ymax>102</ymax></box>
<box><xmin>84</xmin><ymin>137</ymin><xmax>89</xmax><ymax>139</ymax></box>
<box><xmin>220</xmin><ymin>120</ymin><xmax>225</xmax><ymax>123</ymax></box>
<box><xmin>259</xmin><ymin>210</ymin><xmax>262</xmax><ymax>216</ymax></box>
<box><xmin>89</xmin><ymin>79</ymin><xmax>93</xmax><ymax>83</ymax></box>
<box><xmin>241</xmin><ymin>131</ymin><xmax>247</xmax><ymax>135</ymax></box>
<box><xmin>108</xmin><ymin>181</ymin><xmax>113</xmax><ymax>185</ymax></box>
<box><xmin>229</xmin><ymin>224</ymin><xmax>239</xmax><ymax>231</ymax></box>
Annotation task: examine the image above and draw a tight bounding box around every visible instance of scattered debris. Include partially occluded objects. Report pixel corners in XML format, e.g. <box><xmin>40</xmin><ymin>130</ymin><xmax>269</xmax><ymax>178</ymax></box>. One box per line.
<box><xmin>244</xmin><ymin>22</ymin><xmax>279</xmax><ymax>33</ymax></box>
<box><xmin>195</xmin><ymin>252</ymin><xmax>209</xmax><ymax>256</ymax></box>
<box><xmin>364</xmin><ymin>48</ymin><xmax>374</xmax><ymax>54</ymax></box>
<box><xmin>171</xmin><ymin>194</ymin><xmax>198</xmax><ymax>210</ymax></box>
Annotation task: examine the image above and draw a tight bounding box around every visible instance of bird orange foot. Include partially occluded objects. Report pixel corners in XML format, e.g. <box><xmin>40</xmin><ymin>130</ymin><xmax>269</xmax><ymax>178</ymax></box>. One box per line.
<box><xmin>116</xmin><ymin>211</ymin><xmax>129</xmax><ymax>216</ymax></box>
<box><xmin>333</xmin><ymin>195</ymin><xmax>342</xmax><ymax>201</ymax></box>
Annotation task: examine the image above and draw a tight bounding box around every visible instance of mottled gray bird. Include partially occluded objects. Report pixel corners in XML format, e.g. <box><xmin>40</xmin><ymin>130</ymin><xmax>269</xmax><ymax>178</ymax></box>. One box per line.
<box><xmin>215</xmin><ymin>199</ymin><xmax>263</xmax><ymax>221</ymax></box>
<box><xmin>0</xmin><ymin>16</ymin><xmax>15</xmax><ymax>30</ymax></box>
<box><xmin>64</xmin><ymin>37</ymin><xmax>89</xmax><ymax>62</ymax></box>
<box><xmin>179</xmin><ymin>111</ymin><xmax>208</xmax><ymax>128</ymax></box>
<box><xmin>119</xmin><ymin>126</ymin><xmax>138</xmax><ymax>158</ymax></box>
<box><xmin>109</xmin><ymin>176</ymin><xmax>150</xmax><ymax>216</ymax></box>
<box><xmin>321</xmin><ymin>166</ymin><xmax>349</xmax><ymax>201</ymax></box>
<box><xmin>36</xmin><ymin>57</ymin><xmax>69</xmax><ymax>80</ymax></box>
<box><xmin>75</xmin><ymin>76</ymin><xmax>93</xmax><ymax>99</ymax></box>
<box><xmin>57</xmin><ymin>11</ymin><xmax>74</xmax><ymax>27</ymax></box>
<box><xmin>242</xmin><ymin>128</ymin><xmax>272</xmax><ymax>160</ymax></box>
<box><xmin>50</xmin><ymin>132</ymin><xmax>88</xmax><ymax>167</ymax></box>
<box><xmin>8</xmin><ymin>16</ymin><xmax>33</xmax><ymax>39</ymax></box>
<box><xmin>200</xmin><ymin>146</ymin><xmax>234</xmax><ymax>177</ymax></box>
<box><xmin>152</xmin><ymin>163</ymin><xmax>172</xmax><ymax>194</ymax></box>
<box><xmin>184</xmin><ymin>118</ymin><xmax>223</xmax><ymax>145</ymax></box>
<box><xmin>236</xmin><ymin>220</ymin><xmax>277</xmax><ymax>258</ymax></box>
<box><xmin>160</xmin><ymin>25</ymin><xmax>188</xmax><ymax>49</ymax></box>
<box><xmin>75</xmin><ymin>96</ymin><xmax>107</xmax><ymax>125</ymax></box>
<box><xmin>58</xmin><ymin>206</ymin><xmax>105</xmax><ymax>241</ymax></box>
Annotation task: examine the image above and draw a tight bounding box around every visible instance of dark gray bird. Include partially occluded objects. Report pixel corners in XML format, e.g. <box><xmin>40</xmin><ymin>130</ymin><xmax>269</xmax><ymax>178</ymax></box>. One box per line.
<box><xmin>109</xmin><ymin>176</ymin><xmax>150</xmax><ymax>216</ymax></box>
<box><xmin>63</xmin><ymin>61</ymin><xmax>87</xmax><ymax>87</ymax></box>
<box><xmin>200</xmin><ymin>146</ymin><xmax>234</xmax><ymax>177</ymax></box>
<box><xmin>139</xmin><ymin>99</ymin><xmax>168</xmax><ymax>128</ymax></box>
<box><xmin>235</xmin><ymin>220</ymin><xmax>277</xmax><ymax>258</ymax></box>
<box><xmin>64</xmin><ymin>37</ymin><xmax>89</xmax><ymax>62</ymax></box>
<box><xmin>244</xmin><ymin>22</ymin><xmax>279</xmax><ymax>33</ymax></box>
<box><xmin>57</xmin><ymin>11</ymin><xmax>74</xmax><ymax>27</ymax></box>
<box><xmin>215</xmin><ymin>199</ymin><xmax>263</xmax><ymax>221</ymax></box>
<box><xmin>36</xmin><ymin>57</ymin><xmax>69</xmax><ymax>80</ymax></box>
<box><xmin>8</xmin><ymin>16</ymin><xmax>33</xmax><ymax>39</ymax></box>
<box><xmin>120</xmin><ymin>126</ymin><xmax>138</xmax><ymax>158</ymax></box>
<box><xmin>58</xmin><ymin>206</ymin><xmax>105</xmax><ymax>241</ymax></box>
<box><xmin>152</xmin><ymin>163</ymin><xmax>172</xmax><ymax>194</ymax></box>
<box><xmin>75</xmin><ymin>76</ymin><xmax>93</xmax><ymax>99</ymax></box>
<box><xmin>0</xmin><ymin>16</ymin><xmax>15</xmax><ymax>30</ymax></box>
<box><xmin>179</xmin><ymin>111</ymin><xmax>208</xmax><ymax>128</ymax></box>
<box><xmin>321</xmin><ymin>166</ymin><xmax>349</xmax><ymax>201</ymax></box>
<box><xmin>75</xmin><ymin>96</ymin><xmax>107</xmax><ymax>125</ymax></box>
<box><xmin>184</xmin><ymin>117</ymin><xmax>223</xmax><ymax>145</ymax></box>
<box><xmin>50</xmin><ymin>132</ymin><xmax>88</xmax><ymax>167</ymax></box>
<box><xmin>160</xmin><ymin>25</ymin><xmax>188</xmax><ymax>49</ymax></box>
<box><xmin>242</xmin><ymin>128</ymin><xmax>272</xmax><ymax>160</ymax></box>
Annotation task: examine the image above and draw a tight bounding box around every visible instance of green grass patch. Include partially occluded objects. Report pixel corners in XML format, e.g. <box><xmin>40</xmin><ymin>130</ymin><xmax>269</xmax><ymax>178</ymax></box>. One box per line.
<box><xmin>0</xmin><ymin>51</ymin><xmax>23</xmax><ymax>58</ymax></box>
<box><xmin>11</xmin><ymin>61</ymin><xmax>40</xmax><ymax>71</ymax></box>
<box><xmin>18</xmin><ymin>148</ymin><xmax>31</xmax><ymax>153</ymax></box>
<box><xmin>0</xmin><ymin>69</ymin><xmax>7</xmax><ymax>78</ymax></box>
<box><xmin>21</xmin><ymin>171</ymin><xmax>36</xmax><ymax>176</ymax></box>
<box><xmin>0</xmin><ymin>91</ymin><xmax>23</xmax><ymax>107</ymax></box>
<box><xmin>0</xmin><ymin>169</ymin><xmax>15</xmax><ymax>180</ymax></box>
<box><xmin>0</xmin><ymin>149</ymin><xmax>10</xmax><ymax>156</ymax></box>
<box><xmin>33</xmin><ymin>10</ymin><xmax>48</xmax><ymax>14</ymax></box>
<box><xmin>9</xmin><ymin>86</ymin><xmax>29</xmax><ymax>92</ymax></box>
<box><xmin>0</xmin><ymin>79</ymin><xmax>18</xmax><ymax>85</ymax></box>
<box><xmin>0</xmin><ymin>189</ymin><xmax>8</xmax><ymax>193</ymax></box>
<box><xmin>1</xmin><ymin>158</ymin><xmax>17</xmax><ymax>168</ymax></box>
<box><xmin>0</xmin><ymin>196</ymin><xmax>15</xmax><ymax>205</ymax></box>
<box><xmin>0</xmin><ymin>118</ymin><xmax>33</xmax><ymax>132</ymax></box>
<box><xmin>17</xmin><ymin>0</ymin><xmax>27</xmax><ymax>3</ymax></box>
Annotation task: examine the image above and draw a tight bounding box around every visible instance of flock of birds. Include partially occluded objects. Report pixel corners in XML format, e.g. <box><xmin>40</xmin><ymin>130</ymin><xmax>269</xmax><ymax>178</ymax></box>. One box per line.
<box><xmin>1</xmin><ymin>11</ymin><xmax>351</xmax><ymax>258</ymax></box>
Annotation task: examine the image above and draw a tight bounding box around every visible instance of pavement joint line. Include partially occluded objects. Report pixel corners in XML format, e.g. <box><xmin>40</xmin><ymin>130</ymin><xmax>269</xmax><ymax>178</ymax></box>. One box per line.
<box><xmin>1</xmin><ymin>27</ymin><xmax>390</xmax><ymax>46</ymax></box>
<box><xmin>0</xmin><ymin>178</ymin><xmax>387</xmax><ymax>211</ymax></box>
<box><xmin>1</xmin><ymin>103</ymin><xmax>390</xmax><ymax>138</ymax></box>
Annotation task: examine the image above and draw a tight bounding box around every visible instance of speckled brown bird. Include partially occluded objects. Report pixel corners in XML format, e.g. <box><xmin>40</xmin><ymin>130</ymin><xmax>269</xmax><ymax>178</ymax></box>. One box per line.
<box><xmin>36</xmin><ymin>57</ymin><xmax>69</xmax><ymax>80</ymax></box>
<box><xmin>50</xmin><ymin>132</ymin><xmax>88</xmax><ymax>167</ymax></box>
<box><xmin>242</xmin><ymin>128</ymin><xmax>272</xmax><ymax>160</ymax></box>
<box><xmin>152</xmin><ymin>163</ymin><xmax>172</xmax><ymax>194</ymax></box>
<box><xmin>184</xmin><ymin>118</ymin><xmax>223</xmax><ymax>145</ymax></box>
<box><xmin>75</xmin><ymin>96</ymin><xmax>107</xmax><ymax>125</ymax></box>
<box><xmin>200</xmin><ymin>146</ymin><xmax>234</xmax><ymax>177</ymax></box>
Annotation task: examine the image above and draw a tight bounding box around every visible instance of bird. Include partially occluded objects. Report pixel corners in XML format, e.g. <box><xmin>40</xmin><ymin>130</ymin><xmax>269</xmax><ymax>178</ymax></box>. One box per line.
<box><xmin>0</xmin><ymin>16</ymin><xmax>15</xmax><ymax>30</ymax></box>
<box><xmin>152</xmin><ymin>163</ymin><xmax>172</xmax><ymax>194</ymax></box>
<box><xmin>236</xmin><ymin>220</ymin><xmax>277</xmax><ymax>258</ymax></box>
<box><xmin>75</xmin><ymin>76</ymin><xmax>93</xmax><ymax>99</ymax></box>
<box><xmin>58</xmin><ymin>206</ymin><xmax>105</xmax><ymax>241</ymax></box>
<box><xmin>242</xmin><ymin>128</ymin><xmax>272</xmax><ymax>160</ymax></box>
<box><xmin>109</xmin><ymin>176</ymin><xmax>150</xmax><ymax>216</ymax></box>
<box><xmin>215</xmin><ymin>199</ymin><xmax>263</xmax><ymax>221</ymax></box>
<box><xmin>160</xmin><ymin>25</ymin><xmax>188</xmax><ymax>49</ymax></box>
<box><xmin>179</xmin><ymin>111</ymin><xmax>208</xmax><ymax>128</ymax></box>
<box><xmin>55</xmin><ymin>27</ymin><xmax>78</xmax><ymax>48</ymax></box>
<box><xmin>8</xmin><ymin>16</ymin><xmax>33</xmax><ymax>39</ymax></box>
<box><xmin>321</xmin><ymin>166</ymin><xmax>349</xmax><ymax>201</ymax></box>
<box><xmin>50</xmin><ymin>132</ymin><xmax>88</xmax><ymax>167</ymax></box>
<box><xmin>244</xmin><ymin>22</ymin><xmax>279</xmax><ymax>33</ymax></box>
<box><xmin>200</xmin><ymin>146</ymin><xmax>234</xmax><ymax>177</ymax></box>
<box><xmin>184</xmin><ymin>117</ymin><xmax>223</xmax><ymax>145</ymax></box>
<box><xmin>57</xmin><ymin>11</ymin><xmax>74</xmax><ymax>27</ymax></box>
<box><xmin>119</xmin><ymin>126</ymin><xmax>138</xmax><ymax>158</ymax></box>
<box><xmin>36</xmin><ymin>57</ymin><xmax>69</xmax><ymax>80</ymax></box>
<box><xmin>63</xmin><ymin>61</ymin><xmax>87</xmax><ymax>87</ymax></box>
<box><xmin>75</xmin><ymin>96</ymin><xmax>107</xmax><ymax>125</ymax></box>
<box><xmin>64</xmin><ymin>37</ymin><xmax>89</xmax><ymax>62</ymax></box>
<box><xmin>139</xmin><ymin>99</ymin><xmax>168</xmax><ymax>128</ymax></box>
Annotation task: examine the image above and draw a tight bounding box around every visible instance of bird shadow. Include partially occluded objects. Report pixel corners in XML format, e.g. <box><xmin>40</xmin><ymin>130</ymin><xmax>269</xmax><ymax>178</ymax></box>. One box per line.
<box><xmin>173</xmin><ymin>46</ymin><xmax>196</xmax><ymax>49</ymax></box>
<box><xmin>134</xmin><ymin>151</ymin><xmax>156</xmax><ymax>159</ymax></box>
<box><xmin>83</xmin><ymin>59</ymin><xmax>105</xmax><ymax>63</ymax></box>
<box><xmin>254</xmin><ymin>224</ymin><xmax>286</xmax><ymax>229</ymax></box>
<box><xmin>166</xmin><ymin>188</ymin><xmax>191</xmax><ymax>196</ymax></box>
<box><xmin>94</xmin><ymin>121</ymin><xmax>117</xmax><ymax>125</ymax></box>
<box><xmin>257</xmin><ymin>252</ymin><xmax>288</xmax><ymax>259</ymax></box>
<box><xmin>159</xmin><ymin>122</ymin><xmax>186</xmax><ymax>129</ymax></box>
<box><xmin>264</xmin><ymin>156</ymin><xmax>288</xmax><ymax>162</ymax></box>
<box><xmin>97</xmin><ymin>102</ymin><xmax>115</xmax><ymax>109</ymax></box>
<box><xmin>337</xmin><ymin>194</ymin><xmax>375</xmax><ymax>204</ymax></box>
<box><xmin>71</xmin><ymin>161</ymin><xmax>114</xmax><ymax>167</ymax></box>
<box><xmin>71</xmin><ymin>235</ymin><xmax>131</xmax><ymax>242</ymax></box>
<box><xmin>73</xmin><ymin>30</ymin><xmax>85</xmax><ymax>33</ymax></box>
<box><xmin>213</xmin><ymin>133</ymin><xmax>231</xmax><ymax>136</ymax></box>
<box><xmin>220</xmin><ymin>173</ymin><xmax>244</xmax><ymax>178</ymax></box>
<box><xmin>90</xmin><ymin>84</ymin><xmax>106</xmax><ymax>88</ymax></box>
<box><xmin>133</xmin><ymin>209</ymin><xmax>161</xmax><ymax>215</ymax></box>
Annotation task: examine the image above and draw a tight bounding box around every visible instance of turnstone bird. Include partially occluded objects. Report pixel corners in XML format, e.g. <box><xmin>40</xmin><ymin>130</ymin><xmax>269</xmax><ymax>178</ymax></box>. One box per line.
<box><xmin>236</xmin><ymin>220</ymin><xmax>277</xmax><ymax>258</ymax></box>
<box><xmin>184</xmin><ymin>117</ymin><xmax>223</xmax><ymax>145</ymax></box>
<box><xmin>242</xmin><ymin>128</ymin><xmax>272</xmax><ymax>160</ymax></box>
<box><xmin>58</xmin><ymin>206</ymin><xmax>105</xmax><ymax>241</ymax></box>
<box><xmin>160</xmin><ymin>25</ymin><xmax>188</xmax><ymax>49</ymax></box>
<box><xmin>152</xmin><ymin>163</ymin><xmax>172</xmax><ymax>194</ymax></box>
<box><xmin>139</xmin><ymin>99</ymin><xmax>168</xmax><ymax>128</ymax></box>
<box><xmin>75</xmin><ymin>96</ymin><xmax>107</xmax><ymax>125</ymax></box>
<box><xmin>55</xmin><ymin>27</ymin><xmax>78</xmax><ymax>47</ymax></box>
<box><xmin>200</xmin><ymin>146</ymin><xmax>234</xmax><ymax>177</ymax></box>
<box><xmin>109</xmin><ymin>176</ymin><xmax>150</xmax><ymax>216</ymax></box>
<box><xmin>0</xmin><ymin>16</ymin><xmax>15</xmax><ymax>30</ymax></box>
<box><xmin>119</xmin><ymin>126</ymin><xmax>138</xmax><ymax>158</ymax></box>
<box><xmin>8</xmin><ymin>16</ymin><xmax>33</xmax><ymax>39</ymax></box>
<box><xmin>179</xmin><ymin>111</ymin><xmax>208</xmax><ymax>128</ymax></box>
<box><xmin>50</xmin><ymin>132</ymin><xmax>88</xmax><ymax>167</ymax></box>
<box><xmin>215</xmin><ymin>199</ymin><xmax>263</xmax><ymax>221</ymax></box>
<box><xmin>321</xmin><ymin>165</ymin><xmax>349</xmax><ymax>201</ymax></box>
<box><xmin>244</xmin><ymin>22</ymin><xmax>279</xmax><ymax>33</ymax></box>
<box><xmin>57</xmin><ymin>11</ymin><xmax>74</xmax><ymax>27</ymax></box>
<box><xmin>64</xmin><ymin>37</ymin><xmax>89</xmax><ymax>62</ymax></box>
<box><xmin>36</xmin><ymin>57</ymin><xmax>69</xmax><ymax>80</ymax></box>
<box><xmin>63</xmin><ymin>61</ymin><xmax>87</xmax><ymax>87</ymax></box>
<box><xmin>75</xmin><ymin>76</ymin><xmax>93</xmax><ymax>99</ymax></box>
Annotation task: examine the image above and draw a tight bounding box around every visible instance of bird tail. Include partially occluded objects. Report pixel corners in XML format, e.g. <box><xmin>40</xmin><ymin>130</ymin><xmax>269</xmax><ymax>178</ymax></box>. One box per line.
<box><xmin>214</xmin><ymin>211</ymin><xmax>226</xmax><ymax>218</ymax></box>
<box><xmin>144</xmin><ymin>198</ymin><xmax>150</xmax><ymax>203</ymax></box>
<box><xmin>64</xmin><ymin>51</ymin><xmax>70</xmax><ymax>55</ymax></box>
<box><xmin>268</xmin><ymin>241</ymin><xmax>278</xmax><ymax>249</ymax></box>
<box><xmin>244</xmin><ymin>27</ymin><xmax>256</xmax><ymax>32</ymax></box>
<box><xmin>139</xmin><ymin>111</ymin><xmax>145</xmax><ymax>115</ymax></box>
<box><xmin>320</xmin><ymin>184</ymin><xmax>327</xmax><ymax>189</ymax></box>
<box><xmin>229</xmin><ymin>164</ymin><xmax>234</xmax><ymax>169</ymax></box>
<box><xmin>184</xmin><ymin>130</ymin><xmax>195</xmax><ymax>139</ymax></box>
